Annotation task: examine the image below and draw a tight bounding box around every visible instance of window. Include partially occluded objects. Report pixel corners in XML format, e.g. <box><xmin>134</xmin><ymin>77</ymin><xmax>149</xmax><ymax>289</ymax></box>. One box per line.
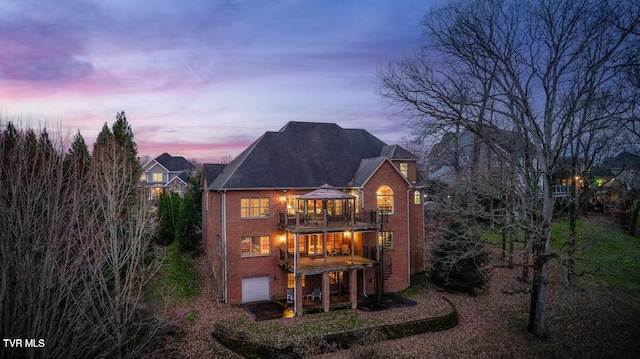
<box><xmin>241</xmin><ymin>236</ymin><xmax>270</xmax><ymax>257</ymax></box>
<box><xmin>376</xmin><ymin>185</ymin><xmax>394</xmax><ymax>213</ymax></box>
<box><xmin>286</xmin><ymin>196</ymin><xmax>298</xmax><ymax>215</ymax></box>
<box><xmin>327</xmin><ymin>199</ymin><xmax>344</xmax><ymax>216</ymax></box>
<box><xmin>151</xmin><ymin>187</ymin><xmax>163</xmax><ymax>199</ymax></box>
<box><xmin>139</xmin><ymin>173</ymin><xmax>146</xmax><ymax>182</ymax></box>
<box><xmin>152</xmin><ymin>173</ymin><xmax>163</xmax><ymax>182</ymax></box>
<box><xmin>329</xmin><ymin>271</ymin><xmax>343</xmax><ymax>284</ymax></box>
<box><xmin>287</xmin><ymin>273</ymin><xmax>305</xmax><ymax>289</ymax></box>
<box><xmin>399</xmin><ymin>162</ymin><xmax>408</xmax><ymax>178</ymax></box>
<box><xmin>286</xmin><ymin>233</ymin><xmax>306</xmax><ymax>253</ymax></box>
<box><xmin>308</xmin><ymin>234</ymin><xmax>324</xmax><ymax>256</ymax></box>
<box><xmin>241</xmin><ymin>198</ymin><xmax>270</xmax><ymax>218</ymax></box>
<box><xmin>414</xmin><ymin>190</ymin><xmax>421</xmax><ymax>205</ymax></box>
<box><xmin>378</xmin><ymin>231</ymin><xmax>394</xmax><ymax>250</ymax></box>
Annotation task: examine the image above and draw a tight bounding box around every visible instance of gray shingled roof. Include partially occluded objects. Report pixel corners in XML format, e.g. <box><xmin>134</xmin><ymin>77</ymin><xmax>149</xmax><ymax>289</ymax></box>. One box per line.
<box><xmin>155</xmin><ymin>152</ymin><xmax>196</xmax><ymax>172</ymax></box>
<box><xmin>202</xmin><ymin>164</ymin><xmax>227</xmax><ymax>187</ymax></box>
<box><xmin>208</xmin><ymin>122</ymin><xmax>391</xmax><ymax>190</ymax></box>
<box><xmin>380</xmin><ymin>145</ymin><xmax>417</xmax><ymax>160</ymax></box>
<box><xmin>603</xmin><ymin>151</ymin><xmax>640</xmax><ymax>168</ymax></box>
<box><xmin>350</xmin><ymin>157</ymin><xmax>387</xmax><ymax>187</ymax></box>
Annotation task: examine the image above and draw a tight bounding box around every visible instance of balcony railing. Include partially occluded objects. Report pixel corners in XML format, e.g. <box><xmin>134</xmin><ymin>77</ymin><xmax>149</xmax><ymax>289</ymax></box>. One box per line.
<box><xmin>538</xmin><ymin>185</ymin><xmax>575</xmax><ymax>198</ymax></box>
<box><xmin>278</xmin><ymin>247</ymin><xmax>378</xmax><ymax>274</ymax></box>
<box><xmin>277</xmin><ymin>210</ymin><xmax>379</xmax><ymax>231</ymax></box>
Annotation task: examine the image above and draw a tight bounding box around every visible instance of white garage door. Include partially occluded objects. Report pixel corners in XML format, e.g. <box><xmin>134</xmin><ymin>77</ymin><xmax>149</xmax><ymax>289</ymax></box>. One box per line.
<box><xmin>242</xmin><ymin>276</ymin><xmax>270</xmax><ymax>303</ymax></box>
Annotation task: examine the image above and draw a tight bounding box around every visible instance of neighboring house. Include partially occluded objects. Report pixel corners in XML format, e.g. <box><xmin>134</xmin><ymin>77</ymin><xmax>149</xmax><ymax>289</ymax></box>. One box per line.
<box><xmin>201</xmin><ymin>122</ymin><xmax>424</xmax><ymax>315</ymax></box>
<box><xmin>602</xmin><ymin>151</ymin><xmax>640</xmax><ymax>191</ymax></box>
<box><xmin>427</xmin><ymin>128</ymin><xmax>530</xmax><ymax>192</ymax></box>
<box><xmin>140</xmin><ymin>152</ymin><xmax>197</xmax><ymax>200</ymax></box>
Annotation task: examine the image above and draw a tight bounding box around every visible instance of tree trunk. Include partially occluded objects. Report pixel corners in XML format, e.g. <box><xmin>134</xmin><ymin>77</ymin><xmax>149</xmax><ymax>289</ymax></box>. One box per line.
<box><xmin>528</xmin><ymin>180</ymin><xmax>553</xmax><ymax>338</ymax></box>
<box><xmin>522</xmin><ymin>232</ymin><xmax>530</xmax><ymax>282</ymax></box>
<box><xmin>508</xmin><ymin>226</ymin><xmax>515</xmax><ymax>269</ymax></box>
<box><xmin>528</xmin><ymin>239</ymin><xmax>549</xmax><ymax>338</ymax></box>
<box><xmin>630</xmin><ymin>200</ymin><xmax>640</xmax><ymax>237</ymax></box>
<box><xmin>567</xmin><ymin>196</ymin><xmax>578</xmax><ymax>286</ymax></box>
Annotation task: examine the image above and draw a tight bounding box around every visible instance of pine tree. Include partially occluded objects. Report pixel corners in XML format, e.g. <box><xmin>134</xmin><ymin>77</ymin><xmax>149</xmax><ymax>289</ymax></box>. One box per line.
<box><xmin>178</xmin><ymin>192</ymin><xmax>200</xmax><ymax>251</ymax></box>
<box><xmin>64</xmin><ymin>131</ymin><xmax>91</xmax><ymax>176</ymax></box>
<box><xmin>431</xmin><ymin>221</ymin><xmax>489</xmax><ymax>295</ymax></box>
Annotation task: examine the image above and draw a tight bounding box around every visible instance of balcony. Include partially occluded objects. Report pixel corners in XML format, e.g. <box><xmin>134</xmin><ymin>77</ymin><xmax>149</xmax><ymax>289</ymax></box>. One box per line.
<box><xmin>277</xmin><ymin>210</ymin><xmax>379</xmax><ymax>233</ymax></box>
<box><xmin>538</xmin><ymin>185</ymin><xmax>575</xmax><ymax>198</ymax></box>
<box><xmin>278</xmin><ymin>247</ymin><xmax>378</xmax><ymax>274</ymax></box>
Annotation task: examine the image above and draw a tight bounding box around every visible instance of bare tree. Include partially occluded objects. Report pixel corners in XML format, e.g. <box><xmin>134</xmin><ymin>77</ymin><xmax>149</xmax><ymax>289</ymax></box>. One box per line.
<box><xmin>381</xmin><ymin>0</ymin><xmax>640</xmax><ymax>337</ymax></box>
<box><xmin>0</xmin><ymin>116</ymin><xmax>160</xmax><ymax>359</ymax></box>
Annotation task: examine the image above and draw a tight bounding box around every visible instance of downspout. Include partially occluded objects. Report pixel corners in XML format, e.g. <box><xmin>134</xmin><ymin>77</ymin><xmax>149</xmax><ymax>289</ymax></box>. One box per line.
<box><xmin>407</xmin><ymin>188</ymin><xmax>411</xmax><ymax>287</ymax></box>
<box><xmin>362</xmin><ymin>269</ymin><xmax>368</xmax><ymax>297</ymax></box>
<box><xmin>221</xmin><ymin>190</ymin><xmax>228</xmax><ymax>303</ymax></box>
<box><xmin>294</xmin><ymin>233</ymin><xmax>299</xmax><ymax>316</ymax></box>
<box><xmin>422</xmin><ymin>189</ymin><xmax>426</xmax><ymax>274</ymax></box>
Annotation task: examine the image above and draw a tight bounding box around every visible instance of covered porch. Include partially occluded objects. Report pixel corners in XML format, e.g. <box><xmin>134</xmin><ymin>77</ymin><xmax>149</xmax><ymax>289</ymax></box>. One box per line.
<box><xmin>283</xmin><ymin>266</ymin><xmax>380</xmax><ymax>316</ymax></box>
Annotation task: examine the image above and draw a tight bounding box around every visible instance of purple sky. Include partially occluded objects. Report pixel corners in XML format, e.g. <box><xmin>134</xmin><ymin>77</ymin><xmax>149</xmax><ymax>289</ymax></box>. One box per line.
<box><xmin>1</xmin><ymin>0</ymin><xmax>441</xmax><ymax>162</ymax></box>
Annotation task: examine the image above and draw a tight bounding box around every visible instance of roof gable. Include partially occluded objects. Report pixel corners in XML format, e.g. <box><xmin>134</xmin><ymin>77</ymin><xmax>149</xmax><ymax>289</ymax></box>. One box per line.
<box><xmin>350</xmin><ymin>157</ymin><xmax>410</xmax><ymax>187</ymax></box>
<box><xmin>166</xmin><ymin>171</ymin><xmax>189</xmax><ymax>186</ymax></box>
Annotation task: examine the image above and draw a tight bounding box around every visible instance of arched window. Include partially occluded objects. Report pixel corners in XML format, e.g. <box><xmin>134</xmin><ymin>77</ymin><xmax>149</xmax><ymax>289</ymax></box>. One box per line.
<box><xmin>376</xmin><ymin>185</ymin><xmax>394</xmax><ymax>213</ymax></box>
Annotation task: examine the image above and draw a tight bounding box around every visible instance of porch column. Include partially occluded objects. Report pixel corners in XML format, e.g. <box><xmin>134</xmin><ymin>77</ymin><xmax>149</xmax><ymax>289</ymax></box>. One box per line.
<box><xmin>294</xmin><ymin>233</ymin><xmax>302</xmax><ymax>316</ymax></box>
<box><xmin>350</xmin><ymin>269</ymin><xmax>358</xmax><ymax>309</ymax></box>
<box><xmin>322</xmin><ymin>271</ymin><xmax>330</xmax><ymax>312</ymax></box>
<box><xmin>323</xmin><ymin>231</ymin><xmax>327</xmax><ymax>265</ymax></box>
<box><xmin>350</xmin><ymin>229</ymin><xmax>355</xmax><ymax>264</ymax></box>
<box><xmin>295</xmin><ymin>273</ymin><xmax>304</xmax><ymax>316</ymax></box>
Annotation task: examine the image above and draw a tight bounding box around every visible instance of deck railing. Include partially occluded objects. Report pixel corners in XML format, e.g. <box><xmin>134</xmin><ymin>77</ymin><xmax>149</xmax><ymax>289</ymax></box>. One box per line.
<box><xmin>277</xmin><ymin>210</ymin><xmax>378</xmax><ymax>228</ymax></box>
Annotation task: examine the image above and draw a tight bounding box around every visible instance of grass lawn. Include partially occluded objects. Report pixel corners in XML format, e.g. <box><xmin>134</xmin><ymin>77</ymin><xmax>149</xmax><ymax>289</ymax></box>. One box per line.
<box><xmin>146</xmin><ymin>241</ymin><xmax>200</xmax><ymax>305</ymax></box>
<box><xmin>483</xmin><ymin>217</ymin><xmax>640</xmax><ymax>294</ymax></box>
<box><xmin>551</xmin><ymin>218</ymin><xmax>640</xmax><ymax>294</ymax></box>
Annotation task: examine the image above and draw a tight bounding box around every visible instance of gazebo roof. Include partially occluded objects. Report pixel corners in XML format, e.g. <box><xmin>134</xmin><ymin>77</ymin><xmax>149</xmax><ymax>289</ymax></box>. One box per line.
<box><xmin>299</xmin><ymin>184</ymin><xmax>355</xmax><ymax>200</ymax></box>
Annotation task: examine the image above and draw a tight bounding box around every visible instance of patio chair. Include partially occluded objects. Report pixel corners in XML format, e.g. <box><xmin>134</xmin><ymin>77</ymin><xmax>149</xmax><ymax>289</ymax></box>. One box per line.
<box><xmin>286</xmin><ymin>289</ymin><xmax>294</xmax><ymax>304</ymax></box>
<box><xmin>341</xmin><ymin>244</ymin><xmax>351</xmax><ymax>255</ymax></box>
<box><xmin>311</xmin><ymin>287</ymin><xmax>322</xmax><ymax>301</ymax></box>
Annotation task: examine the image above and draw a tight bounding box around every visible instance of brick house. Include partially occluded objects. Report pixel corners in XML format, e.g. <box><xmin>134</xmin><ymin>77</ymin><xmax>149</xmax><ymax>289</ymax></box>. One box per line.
<box><xmin>202</xmin><ymin>122</ymin><xmax>424</xmax><ymax>315</ymax></box>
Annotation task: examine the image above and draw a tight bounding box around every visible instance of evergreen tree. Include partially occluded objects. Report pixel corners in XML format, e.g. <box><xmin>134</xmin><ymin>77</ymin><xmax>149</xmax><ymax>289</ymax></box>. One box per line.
<box><xmin>156</xmin><ymin>192</ymin><xmax>178</xmax><ymax>245</ymax></box>
<box><xmin>431</xmin><ymin>221</ymin><xmax>489</xmax><ymax>295</ymax></box>
<box><xmin>178</xmin><ymin>192</ymin><xmax>200</xmax><ymax>251</ymax></box>
<box><xmin>112</xmin><ymin>111</ymin><xmax>139</xmax><ymax>178</ymax></box>
<box><xmin>64</xmin><ymin>131</ymin><xmax>91</xmax><ymax>175</ymax></box>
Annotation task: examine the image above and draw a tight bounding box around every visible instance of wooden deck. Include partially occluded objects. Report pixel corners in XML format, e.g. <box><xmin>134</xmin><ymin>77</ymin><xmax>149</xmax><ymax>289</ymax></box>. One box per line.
<box><xmin>278</xmin><ymin>253</ymin><xmax>378</xmax><ymax>274</ymax></box>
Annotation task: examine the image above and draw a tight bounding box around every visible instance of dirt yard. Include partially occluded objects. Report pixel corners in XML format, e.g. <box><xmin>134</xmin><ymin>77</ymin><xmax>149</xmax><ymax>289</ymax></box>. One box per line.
<box><xmin>146</xmin><ymin>232</ymin><xmax>640</xmax><ymax>358</ymax></box>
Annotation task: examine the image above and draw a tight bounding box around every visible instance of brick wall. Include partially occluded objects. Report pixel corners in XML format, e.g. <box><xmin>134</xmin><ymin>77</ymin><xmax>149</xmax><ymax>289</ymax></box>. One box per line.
<box><xmin>203</xmin><ymin>159</ymin><xmax>425</xmax><ymax>302</ymax></box>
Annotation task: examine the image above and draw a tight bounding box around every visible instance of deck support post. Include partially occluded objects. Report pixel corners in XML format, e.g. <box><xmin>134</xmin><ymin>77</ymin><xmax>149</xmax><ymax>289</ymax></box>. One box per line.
<box><xmin>322</xmin><ymin>271</ymin><xmax>330</xmax><ymax>312</ymax></box>
<box><xmin>295</xmin><ymin>273</ymin><xmax>303</xmax><ymax>315</ymax></box>
<box><xmin>350</xmin><ymin>269</ymin><xmax>358</xmax><ymax>309</ymax></box>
